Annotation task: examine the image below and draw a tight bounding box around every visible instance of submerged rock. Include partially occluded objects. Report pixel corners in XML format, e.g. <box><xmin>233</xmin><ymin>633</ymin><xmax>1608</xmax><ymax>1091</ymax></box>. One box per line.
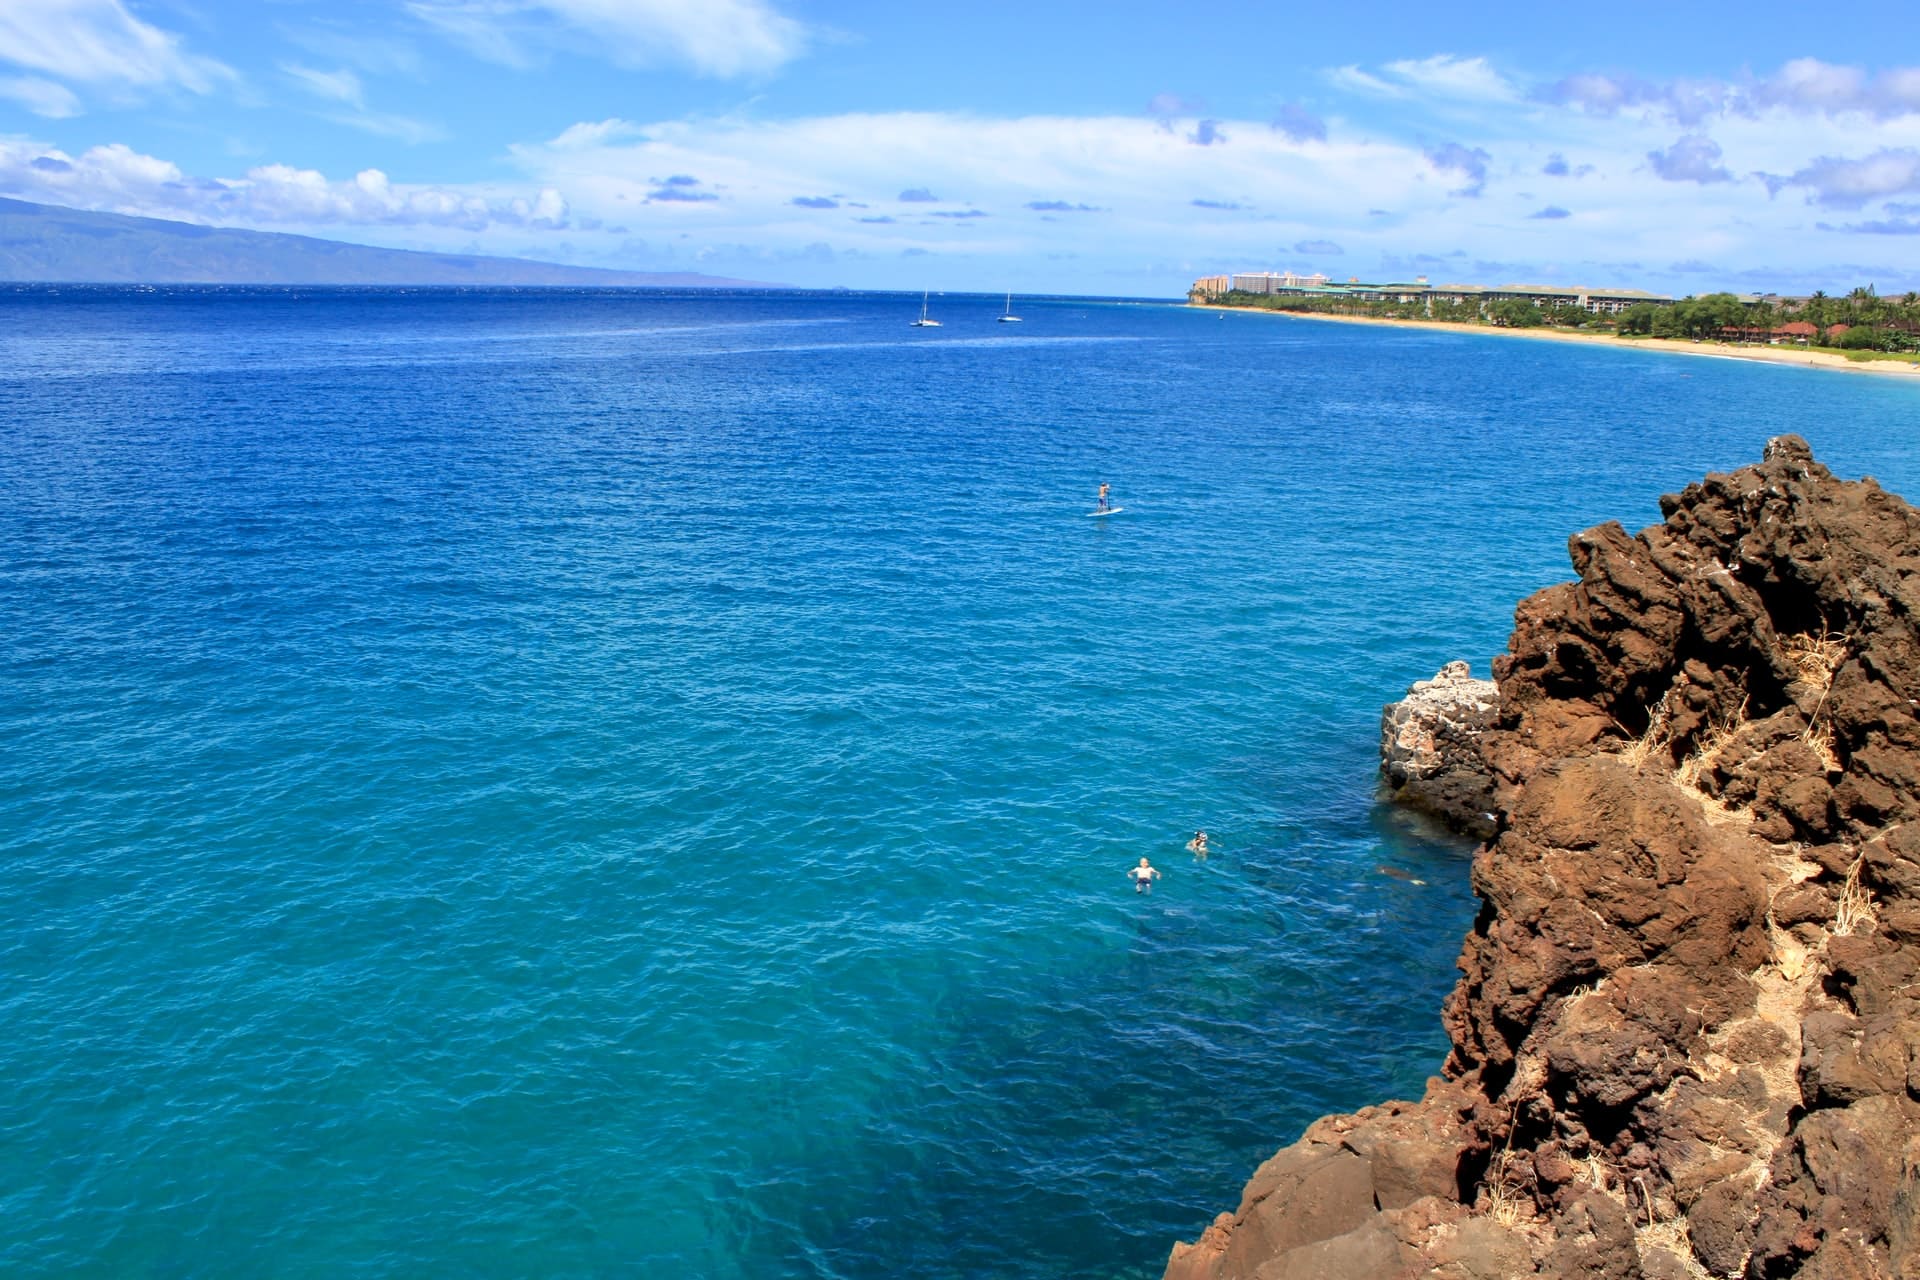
<box><xmin>1165</xmin><ymin>437</ymin><xmax>1920</xmax><ymax>1279</ymax></box>
<box><xmin>1382</xmin><ymin>660</ymin><xmax>1500</xmax><ymax>837</ymax></box>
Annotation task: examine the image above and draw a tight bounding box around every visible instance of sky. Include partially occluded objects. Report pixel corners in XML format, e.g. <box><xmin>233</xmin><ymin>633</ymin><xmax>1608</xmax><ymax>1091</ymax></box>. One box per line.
<box><xmin>7</xmin><ymin>1</ymin><xmax>1920</xmax><ymax>294</ymax></box>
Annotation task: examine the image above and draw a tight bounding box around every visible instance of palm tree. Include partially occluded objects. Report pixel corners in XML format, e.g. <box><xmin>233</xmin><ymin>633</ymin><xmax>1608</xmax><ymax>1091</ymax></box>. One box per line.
<box><xmin>1806</xmin><ymin>290</ymin><xmax>1831</xmax><ymax>330</ymax></box>
<box><xmin>1847</xmin><ymin>285</ymin><xmax>1878</xmax><ymax>328</ymax></box>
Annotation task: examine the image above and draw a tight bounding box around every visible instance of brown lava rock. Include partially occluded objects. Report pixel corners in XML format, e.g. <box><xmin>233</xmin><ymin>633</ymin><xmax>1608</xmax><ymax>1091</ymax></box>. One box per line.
<box><xmin>1163</xmin><ymin>437</ymin><xmax>1920</xmax><ymax>1279</ymax></box>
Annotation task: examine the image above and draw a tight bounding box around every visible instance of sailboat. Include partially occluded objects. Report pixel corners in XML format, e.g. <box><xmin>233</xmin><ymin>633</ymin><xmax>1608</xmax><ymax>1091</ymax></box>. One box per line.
<box><xmin>998</xmin><ymin>292</ymin><xmax>1023</xmax><ymax>323</ymax></box>
<box><xmin>909</xmin><ymin>291</ymin><xmax>942</xmax><ymax>327</ymax></box>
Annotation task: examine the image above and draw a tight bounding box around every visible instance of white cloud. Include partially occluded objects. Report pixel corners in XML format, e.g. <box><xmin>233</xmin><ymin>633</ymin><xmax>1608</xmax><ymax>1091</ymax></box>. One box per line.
<box><xmin>1187</xmin><ymin>119</ymin><xmax>1226</xmax><ymax>146</ymax></box>
<box><xmin>1541</xmin><ymin>72</ymin><xmax>1731</xmax><ymax>126</ymax></box>
<box><xmin>1747</xmin><ymin>58</ymin><xmax>1920</xmax><ymax>119</ymax></box>
<box><xmin>0</xmin><ymin>75</ymin><xmax>81</xmax><ymax>117</ymax></box>
<box><xmin>526</xmin><ymin>187</ymin><xmax>567</xmax><ymax>225</ymax></box>
<box><xmin>1544</xmin><ymin>72</ymin><xmax>1649</xmax><ymax>114</ymax></box>
<box><xmin>493</xmin><ymin>104</ymin><xmax>1920</xmax><ymax>290</ymax></box>
<box><xmin>1424</xmin><ymin>142</ymin><xmax>1491</xmax><ymax>196</ymax></box>
<box><xmin>1381</xmin><ymin>55</ymin><xmax>1518</xmax><ymax>102</ymax></box>
<box><xmin>1781</xmin><ymin>148</ymin><xmax>1920</xmax><ymax>207</ymax></box>
<box><xmin>1541</xmin><ymin>58</ymin><xmax>1920</xmax><ymax>126</ymax></box>
<box><xmin>405</xmin><ymin>0</ymin><xmax>807</xmax><ymax>78</ymax></box>
<box><xmin>1327</xmin><ymin>64</ymin><xmax>1405</xmax><ymax>98</ymax></box>
<box><xmin>400</xmin><ymin>2</ymin><xmax>535</xmax><ymax>69</ymax></box>
<box><xmin>282</xmin><ymin>63</ymin><xmax>364</xmax><ymax>108</ymax></box>
<box><xmin>547</xmin><ymin>118</ymin><xmax>648</xmax><ymax>151</ymax></box>
<box><xmin>326</xmin><ymin>110</ymin><xmax>446</xmax><ymax>145</ymax></box>
<box><xmin>0</xmin><ymin>139</ymin><xmax>560</xmax><ymax>232</ymax></box>
<box><xmin>1271</xmin><ymin>102</ymin><xmax>1326</xmax><ymax>144</ymax></box>
<box><xmin>1328</xmin><ymin>55</ymin><xmax>1520</xmax><ymax>108</ymax></box>
<box><xmin>1647</xmin><ymin>134</ymin><xmax>1734</xmax><ymax>184</ymax></box>
<box><xmin>0</xmin><ymin>0</ymin><xmax>231</xmax><ymax>92</ymax></box>
<box><xmin>1146</xmin><ymin>92</ymin><xmax>1204</xmax><ymax>119</ymax></box>
<box><xmin>1759</xmin><ymin>58</ymin><xmax>1869</xmax><ymax>113</ymax></box>
<box><xmin>501</xmin><ymin>109</ymin><xmax>1495</xmax><ymax>276</ymax></box>
<box><xmin>65</xmin><ymin>140</ymin><xmax>182</xmax><ymax>191</ymax></box>
<box><xmin>279</xmin><ymin>26</ymin><xmax>424</xmax><ymax>78</ymax></box>
<box><xmin>13</xmin><ymin>58</ymin><xmax>1920</xmax><ymax>295</ymax></box>
<box><xmin>280</xmin><ymin>63</ymin><xmax>443</xmax><ymax>145</ymax></box>
<box><xmin>513</xmin><ymin>110</ymin><xmax>1418</xmax><ymax>214</ymax></box>
<box><xmin>1883</xmin><ymin>68</ymin><xmax>1920</xmax><ymax>113</ymax></box>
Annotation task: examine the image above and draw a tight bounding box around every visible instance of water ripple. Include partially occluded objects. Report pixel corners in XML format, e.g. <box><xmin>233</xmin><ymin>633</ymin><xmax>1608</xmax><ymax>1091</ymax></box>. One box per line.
<box><xmin>5</xmin><ymin>289</ymin><xmax>1920</xmax><ymax>1278</ymax></box>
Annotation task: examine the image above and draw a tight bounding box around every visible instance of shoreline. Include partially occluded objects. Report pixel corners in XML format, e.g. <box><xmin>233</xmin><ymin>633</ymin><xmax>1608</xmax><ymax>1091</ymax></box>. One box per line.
<box><xmin>1164</xmin><ymin>437</ymin><xmax>1920</xmax><ymax>1279</ymax></box>
<box><xmin>1197</xmin><ymin>303</ymin><xmax>1920</xmax><ymax>380</ymax></box>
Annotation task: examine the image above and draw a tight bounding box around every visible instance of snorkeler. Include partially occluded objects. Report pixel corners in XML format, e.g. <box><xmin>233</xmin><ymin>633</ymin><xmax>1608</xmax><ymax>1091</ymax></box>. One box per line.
<box><xmin>1130</xmin><ymin>857</ymin><xmax>1161</xmax><ymax>893</ymax></box>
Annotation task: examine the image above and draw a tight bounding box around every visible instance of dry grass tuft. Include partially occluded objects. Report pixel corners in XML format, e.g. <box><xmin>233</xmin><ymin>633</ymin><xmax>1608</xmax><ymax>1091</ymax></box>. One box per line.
<box><xmin>1764</xmin><ymin>909</ymin><xmax>1810</xmax><ymax>982</ymax></box>
<box><xmin>1672</xmin><ymin>700</ymin><xmax>1752</xmax><ymax>831</ymax></box>
<box><xmin>1834</xmin><ymin>856</ymin><xmax>1877</xmax><ymax>936</ymax></box>
<box><xmin>1750</xmin><ymin>892</ymin><xmax>1819</xmax><ymax>1114</ymax></box>
<box><xmin>1693</xmin><ymin>789</ymin><xmax>1753</xmax><ymax>829</ymax></box>
<box><xmin>1781</xmin><ymin>631</ymin><xmax>1848</xmax><ymax>691</ymax></box>
<box><xmin>1803</xmin><ymin>715</ymin><xmax>1843</xmax><ymax>774</ymax></box>
<box><xmin>1481</xmin><ymin>1148</ymin><xmax>1532</xmax><ymax>1228</ymax></box>
<box><xmin>1577</xmin><ymin>1153</ymin><xmax>1617</xmax><ymax>1198</ymax></box>
<box><xmin>1782</xmin><ymin>632</ymin><xmax>1848</xmax><ymax>769</ymax></box>
<box><xmin>1620</xmin><ymin>694</ymin><xmax>1675</xmax><ymax>769</ymax></box>
<box><xmin>1636</xmin><ymin>1214</ymin><xmax>1716</xmax><ymax>1280</ymax></box>
<box><xmin>1674</xmin><ymin>698</ymin><xmax>1747</xmax><ymax>792</ymax></box>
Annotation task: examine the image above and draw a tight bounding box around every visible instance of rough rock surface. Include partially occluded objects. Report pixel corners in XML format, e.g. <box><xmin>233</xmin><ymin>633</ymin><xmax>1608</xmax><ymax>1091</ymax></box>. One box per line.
<box><xmin>1383</xmin><ymin>660</ymin><xmax>1502</xmax><ymax>837</ymax></box>
<box><xmin>1165</xmin><ymin>437</ymin><xmax>1920</xmax><ymax>1279</ymax></box>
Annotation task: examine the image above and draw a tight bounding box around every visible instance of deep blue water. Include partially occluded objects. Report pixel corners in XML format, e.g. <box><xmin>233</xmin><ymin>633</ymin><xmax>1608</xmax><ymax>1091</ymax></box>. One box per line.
<box><xmin>5</xmin><ymin>287</ymin><xmax>1920</xmax><ymax>1279</ymax></box>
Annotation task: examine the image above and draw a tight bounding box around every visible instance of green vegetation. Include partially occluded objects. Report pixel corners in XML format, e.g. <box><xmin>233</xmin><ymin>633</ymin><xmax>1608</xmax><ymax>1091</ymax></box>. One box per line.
<box><xmin>1190</xmin><ymin>282</ymin><xmax>1920</xmax><ymax>353</ymax></box>
<box><xmin>1841</xmin><ymin>349</ymin><xmax>1920</xmax><ymax>365</ymax></box>
<box><xmin>1197</xmin><ymin>288</ymin><xmax>1609</xmax><ymax>329</ymax></box>
<box><xmin>1614</xmin><ymin>294</ymin><xmax>1760</xmax><ymax>338</ymax></box>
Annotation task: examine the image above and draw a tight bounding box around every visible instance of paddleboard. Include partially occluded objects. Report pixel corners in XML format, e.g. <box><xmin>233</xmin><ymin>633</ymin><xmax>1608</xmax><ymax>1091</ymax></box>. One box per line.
<box><xmin>1086</xmin><ymin>507</ymin><xmax>1125</xmax><ymax>517</ymax></box>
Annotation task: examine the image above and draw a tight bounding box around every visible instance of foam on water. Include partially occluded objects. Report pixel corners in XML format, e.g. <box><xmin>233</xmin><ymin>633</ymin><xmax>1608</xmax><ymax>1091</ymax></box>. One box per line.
<box><xmin>5</xmin><ymin>288</ymin><xmax>1920</xmax><ymax>1278</ymax></box>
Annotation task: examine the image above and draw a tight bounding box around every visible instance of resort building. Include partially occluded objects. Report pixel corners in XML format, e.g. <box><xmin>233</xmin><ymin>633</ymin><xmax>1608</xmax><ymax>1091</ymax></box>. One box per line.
<box><xmin>1227</xmin><ymin>271</ymin><xmax>1333</xmax><ymax>294</ymax></box>
<box><xmin>1584</xmin><ymin>289</ymin><xmax>1669</xmax><ymax>314</ymax></box>
<box><xmin>1429</xmin><ymin>284</ymin><xmax>1672</xmax><ymax>314</ymax></box>
<box><xmin>1193</xmin><ymin>273</ymin><xmax>1673</xmax><ymax>314</ymax></box>
<box><xmin>1531</xmin><ymin>286</ymin><xmax>1670</xmax><ymax>315</ymax></box>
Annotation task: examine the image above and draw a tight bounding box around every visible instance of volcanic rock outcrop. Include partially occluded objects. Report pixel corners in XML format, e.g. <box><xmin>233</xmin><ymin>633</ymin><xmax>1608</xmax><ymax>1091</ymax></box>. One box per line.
<box><xmin>1382</xmin><ymin>660</ymin><xmax>1502</xmax><ymax>838</ymax></box>
<box><xmin>1166</xmin><ymin>436</ymin><xmax>1920</xmax><ymax>1279</ymax></box>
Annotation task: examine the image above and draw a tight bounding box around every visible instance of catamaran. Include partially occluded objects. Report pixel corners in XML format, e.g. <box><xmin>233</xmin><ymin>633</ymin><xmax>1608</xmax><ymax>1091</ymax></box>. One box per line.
<box><xmin>998</xmin><ymin>293</ymin><xmax>1023</xmax><ymax>323</ymax></box>
<box><xmin>909</xmin><ymin>291</ymin><xmax>942</xmax><ymax>327</ymax></box>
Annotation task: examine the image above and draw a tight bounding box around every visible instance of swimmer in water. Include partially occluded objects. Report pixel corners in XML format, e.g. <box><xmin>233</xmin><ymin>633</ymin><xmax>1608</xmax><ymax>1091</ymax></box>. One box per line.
<box><xmin>1186</xmin><ymin>830</ymin><xmax>1209</xmax><ymax>859</ymax></box>
<box><xmin>1130</xmin><ymin>857</ymin><xmax>1160</xmax><ymax>893</ymax></box>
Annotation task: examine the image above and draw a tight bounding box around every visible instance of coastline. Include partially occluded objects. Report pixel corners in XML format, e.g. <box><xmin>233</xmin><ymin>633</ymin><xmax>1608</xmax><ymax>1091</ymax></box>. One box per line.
<box><xmin>1198</xmin><ymin>303</ymin><xmax>1920</xmax><ymax>380</ymax></box>
<box><xmin>1164</xmin><ymin>437</ymin><xmax>1920</xmax><ymax>1279</ymax></box>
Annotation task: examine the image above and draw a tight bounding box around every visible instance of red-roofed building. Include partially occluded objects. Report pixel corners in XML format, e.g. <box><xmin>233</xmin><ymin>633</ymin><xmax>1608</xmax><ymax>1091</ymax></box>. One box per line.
<box><xmin>1773</xmin><ymin>322</ymin><xmax>1817</xmax><ymax>344</ymax></box>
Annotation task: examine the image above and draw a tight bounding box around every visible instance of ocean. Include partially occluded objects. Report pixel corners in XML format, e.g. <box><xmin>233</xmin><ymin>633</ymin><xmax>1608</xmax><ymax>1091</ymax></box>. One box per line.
<box><xmin>5</xmin><ymin>287</ymin><xmax>1920</xmax><ymax>1279</ymax></box>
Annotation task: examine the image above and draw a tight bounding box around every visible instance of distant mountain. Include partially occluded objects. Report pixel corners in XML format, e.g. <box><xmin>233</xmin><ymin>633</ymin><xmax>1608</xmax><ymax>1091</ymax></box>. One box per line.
<box><xmin>0</xmin><ymin>198</ymin><xmax>784</xmax><ymax>288</ymax></box>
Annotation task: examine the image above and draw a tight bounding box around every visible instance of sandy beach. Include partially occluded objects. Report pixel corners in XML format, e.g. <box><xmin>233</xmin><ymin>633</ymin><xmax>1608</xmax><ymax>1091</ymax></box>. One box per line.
<box><xmin>1199</xmin><ymin>304</ymin><xmax>1920</xmax><ymax>380</ymax></box>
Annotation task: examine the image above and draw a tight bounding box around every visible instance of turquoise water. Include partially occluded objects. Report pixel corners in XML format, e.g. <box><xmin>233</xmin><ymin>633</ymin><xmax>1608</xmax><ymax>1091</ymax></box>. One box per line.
<box><xmin>6</xmin><ymin>289</ymin><xmax>1920</xmax><ymax>1278</ymax></box>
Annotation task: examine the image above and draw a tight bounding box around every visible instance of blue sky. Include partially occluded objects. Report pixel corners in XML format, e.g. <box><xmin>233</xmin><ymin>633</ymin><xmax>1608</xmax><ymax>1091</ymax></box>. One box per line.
<box><xmin>6</xmin><ymin>1</ymin><xmax>1920</xmax><ymax>293</ymax></box>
